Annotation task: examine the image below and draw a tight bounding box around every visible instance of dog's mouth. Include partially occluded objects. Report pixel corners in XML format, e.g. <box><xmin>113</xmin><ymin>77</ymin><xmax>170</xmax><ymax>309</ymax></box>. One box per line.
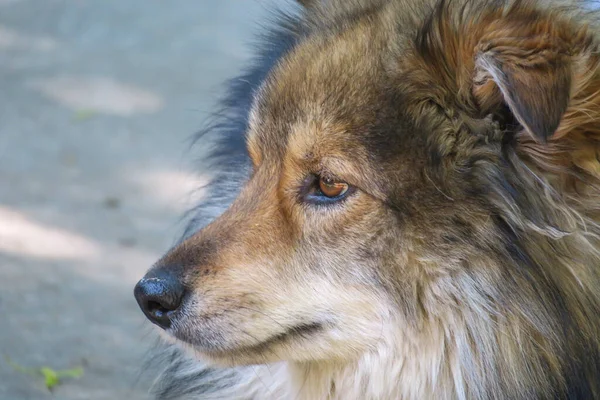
<box><xmin>219</xmin><ymin>321</ymin><xmax>324</xmax><ymax>355</ymax></box>
<box><xmin>242</xmin><ymin>322</ymin><xmax>324</xmax><ymax>351</ymax></box>
<box><xmin>177</xmin><ymin>321</ymin><xmax>326</xmax><ymax>358</ymax></box>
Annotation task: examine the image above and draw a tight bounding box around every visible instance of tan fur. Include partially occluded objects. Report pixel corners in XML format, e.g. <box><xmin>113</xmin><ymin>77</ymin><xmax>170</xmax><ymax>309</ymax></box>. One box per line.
<box><xmin>144</xmin><ymin>0</ymin><xmax>600</xmax><ymax>398</ymax></box>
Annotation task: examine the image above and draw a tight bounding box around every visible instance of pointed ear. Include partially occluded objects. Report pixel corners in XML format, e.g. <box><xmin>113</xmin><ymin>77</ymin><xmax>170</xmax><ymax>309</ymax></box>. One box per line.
<box><xmin>410</xmin><ymin>3</ymin><xmax>588</xmax><ymax>143</ymax></box>
<box><xmin>473</xmin><ymin>32</ymin><xmax>573</xmax><ymax>142</ymax></box>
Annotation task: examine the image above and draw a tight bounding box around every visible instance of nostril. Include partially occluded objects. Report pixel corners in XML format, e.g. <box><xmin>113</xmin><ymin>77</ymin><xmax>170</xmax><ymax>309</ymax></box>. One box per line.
<box><xmin>147</xmin><ymin>300</ymin><xmax>165</xmax><ymax>314</ymax></box>
<box><xmin>147</xmin><ymin>300</ymin><xmax>167</xmax><ymax>316</ymax></box>
<box><xmin>144</xmin><ymin>300</ymin><xmax>173</xmax><ymax>324</ymax></box>
<box><xmin>134</xmin><ymin>268</ymin><xmax>186</xmax><ymax>330</ymax></box>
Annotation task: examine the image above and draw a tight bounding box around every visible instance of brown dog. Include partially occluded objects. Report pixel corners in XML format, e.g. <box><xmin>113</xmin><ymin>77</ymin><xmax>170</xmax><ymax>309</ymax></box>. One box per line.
<box><xmin>135</xmin><ymin>0</ymin><xmax>600</xmax><ymax>398</ymax></box>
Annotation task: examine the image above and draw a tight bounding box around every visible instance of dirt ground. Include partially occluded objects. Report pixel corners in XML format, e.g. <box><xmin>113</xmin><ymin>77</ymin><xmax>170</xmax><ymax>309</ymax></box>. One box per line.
<box><xmin>0</xmin><ymin>1</ymin><xmax>276</xmax><ymax>398</ymax></box>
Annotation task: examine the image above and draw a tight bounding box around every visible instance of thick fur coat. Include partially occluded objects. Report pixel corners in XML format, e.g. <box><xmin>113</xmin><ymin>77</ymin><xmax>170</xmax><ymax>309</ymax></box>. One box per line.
<box><xmin>139</xmin><ymin>0</ymin><xmax>600</xmax><ymax>398</ymax></box>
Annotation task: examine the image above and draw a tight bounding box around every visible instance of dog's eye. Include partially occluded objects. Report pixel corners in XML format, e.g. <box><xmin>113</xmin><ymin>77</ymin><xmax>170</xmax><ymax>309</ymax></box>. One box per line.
<box><xmin>318</xmin><ymin>177</ymin><xmax>349</xmax><ymax>198</ymax></box>
<box><xmin>301</xmin><ymin>174</ymin><xmax>354</xmax><ymax>205</ymax></box>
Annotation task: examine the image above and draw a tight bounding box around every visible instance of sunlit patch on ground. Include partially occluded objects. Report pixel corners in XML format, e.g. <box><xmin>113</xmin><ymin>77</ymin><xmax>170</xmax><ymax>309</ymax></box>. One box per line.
<box><xmin>0</xmin><ymin>207</ymin><xmax>100</xmax><ymax>260</ymax></box>
<box><xmin>29</xmin><ymin>75</ymin><xmax>164</xmax><ymax>116</ymax></box>
<box><xmin>127</xmin><ymin>168</ymin><xmax>210</xmax><ymax>213</ymax></box>
<box><xmin>0</xmin><ymin>25</ymin><xmax>58</xmax><ymax>51</ymax></box>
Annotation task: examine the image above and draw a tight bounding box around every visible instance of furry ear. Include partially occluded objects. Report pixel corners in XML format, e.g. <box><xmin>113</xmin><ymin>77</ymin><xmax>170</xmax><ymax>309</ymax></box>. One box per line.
<box><xmin>473</xmin><ymin>38</ymin><xmax>572</xmax><ymax>142</ymax></box>
<box><xmin>411</xmin><ymin>2</ymin><xmax>589</xmax><ymax>143</ymax></box>
<box><xmin>410</xmin><ymin>1</ymin><xmax>600</xmax><ymax>188</ymax></box>
<box><xmin>470</xmin><ymin>12</ymin><xmax>577</xmax><ymax>142</ymax></box>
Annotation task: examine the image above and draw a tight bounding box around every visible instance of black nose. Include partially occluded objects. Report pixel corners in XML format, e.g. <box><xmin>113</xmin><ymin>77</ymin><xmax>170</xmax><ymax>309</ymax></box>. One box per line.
<box><xmin>134</xmin><ymin>268</ymin><xmax>185</xmax><ymax>329</ymax></box>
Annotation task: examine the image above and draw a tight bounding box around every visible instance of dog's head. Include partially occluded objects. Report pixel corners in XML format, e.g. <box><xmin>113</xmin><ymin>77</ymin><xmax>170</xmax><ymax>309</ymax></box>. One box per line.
<box><xmin>135</xmin><ymin>0</ymin><xmax>600</xmax><ymax>367</ymax></box>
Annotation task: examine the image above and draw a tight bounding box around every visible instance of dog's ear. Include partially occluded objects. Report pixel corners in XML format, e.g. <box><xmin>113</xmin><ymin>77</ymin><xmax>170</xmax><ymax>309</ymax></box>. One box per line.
<box><xmin>411</xmin><ymin>3</ymin><xmax>600</xmax><ymax>188</ymax></box>
<box><xmin>471</xmin><ymin>13</ymin><xmax>575</xmax><ymax>142</ymax></box>
<box><xmin>473</xmin><ymin>36</ymin><xmax>572</xmax><ymax>142</ymax></box>
<box><xmin>413</xmin><ymin>3</ymin><xmax>597</xmax><ymax>143</ymax></box>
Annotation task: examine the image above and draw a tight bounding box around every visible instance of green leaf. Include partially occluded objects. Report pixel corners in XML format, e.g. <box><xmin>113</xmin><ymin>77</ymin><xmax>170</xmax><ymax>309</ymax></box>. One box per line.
<box><xmin>4</xmin><ymin>356</ymin><xmax>84</xmax><ymax>390</ymax></box>
<box><xmin>40</xmin><ymin>367</ymin><xmax>59</xmax><ymax>389</ymax></box>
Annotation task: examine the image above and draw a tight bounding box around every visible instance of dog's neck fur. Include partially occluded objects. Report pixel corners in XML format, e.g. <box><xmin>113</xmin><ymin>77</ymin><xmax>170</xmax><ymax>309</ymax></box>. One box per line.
<box><xmin>217</xmin><ymin>320</ymin><xmax>474</xmax><ymax>400</ymax></box>
<box><xmin>286</xmin><ymin>324</ymin><xmax>448</xmax><ymax>400</ymax></box>
<box><xmin>208</xmin><ymin>317</ymin><xmax>467</xmax><ymax>400</ymax></box>
<box><xmin>228</xmin><ymin>323</ymin><xmax>430</xmax><ymax>400</ymax></box>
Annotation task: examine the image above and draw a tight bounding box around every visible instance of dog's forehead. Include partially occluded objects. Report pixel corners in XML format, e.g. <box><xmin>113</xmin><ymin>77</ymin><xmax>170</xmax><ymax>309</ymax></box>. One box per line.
<box><xmin>246</xmin><ymin>26</ymin><xmax>396</xmax><ymax>163</ymax></box>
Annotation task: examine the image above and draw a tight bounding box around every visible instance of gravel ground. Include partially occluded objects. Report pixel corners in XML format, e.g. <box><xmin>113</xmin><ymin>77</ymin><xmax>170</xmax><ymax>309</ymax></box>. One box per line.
<box><xmin>0</xmin><ymin>1</ymin><xmax>277</xmax><ymax>398</ymax></box>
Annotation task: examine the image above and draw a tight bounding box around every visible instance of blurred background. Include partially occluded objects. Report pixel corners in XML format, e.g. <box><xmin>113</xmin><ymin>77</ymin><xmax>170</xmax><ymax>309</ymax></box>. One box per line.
<box><xmin>0</xmin><ymin>1</ymin><xmax>280</xmax><ymax>398</ymax></box>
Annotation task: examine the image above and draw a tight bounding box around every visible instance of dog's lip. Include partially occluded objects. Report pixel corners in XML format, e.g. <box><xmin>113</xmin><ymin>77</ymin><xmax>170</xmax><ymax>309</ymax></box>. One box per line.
<box><xmin>261</xmin><ymin>321</ymin><xmax>325</xmax><ymax>345</ymax></box>
<box><xmin>198</xmin><ymin>321</ymin><xmax>326</xmax><ymax>356</ymax></box>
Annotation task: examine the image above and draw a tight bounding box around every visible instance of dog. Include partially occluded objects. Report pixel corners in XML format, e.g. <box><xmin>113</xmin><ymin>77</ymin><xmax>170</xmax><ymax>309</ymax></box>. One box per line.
<box><xmin>134</xmin><ymin>0</ymin><xmax>600</xmax><ymax>398</ymax></box>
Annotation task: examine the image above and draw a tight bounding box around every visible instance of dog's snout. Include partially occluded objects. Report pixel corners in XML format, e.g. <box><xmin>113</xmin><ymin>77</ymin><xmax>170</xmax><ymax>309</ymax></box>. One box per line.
<box><xmin>134</xmin><ymin>268</ymin><xmax>185</xmax><ymax>329</ymax></box>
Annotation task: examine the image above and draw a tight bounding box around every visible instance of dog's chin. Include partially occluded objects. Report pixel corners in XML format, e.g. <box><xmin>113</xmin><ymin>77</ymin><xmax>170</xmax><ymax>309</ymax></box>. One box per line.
<box><xmin>164</xmin><ymin>321</ymin><xmax>328</xmax><ymax>366</ymax></box>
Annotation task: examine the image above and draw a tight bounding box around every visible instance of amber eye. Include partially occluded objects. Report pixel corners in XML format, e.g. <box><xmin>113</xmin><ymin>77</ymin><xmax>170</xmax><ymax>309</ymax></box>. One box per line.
<box><xmin>318</xmin><ymin>176</ymin><xmax>349</xmax><ymax>198</ymax></box>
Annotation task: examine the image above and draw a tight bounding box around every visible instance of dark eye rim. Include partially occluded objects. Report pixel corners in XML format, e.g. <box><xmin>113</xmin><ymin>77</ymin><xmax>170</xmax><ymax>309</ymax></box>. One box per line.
<box><xmin>300</xmin><ymin>174</ymin><xmax>356</xmax><ymax>205</ymax></box>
